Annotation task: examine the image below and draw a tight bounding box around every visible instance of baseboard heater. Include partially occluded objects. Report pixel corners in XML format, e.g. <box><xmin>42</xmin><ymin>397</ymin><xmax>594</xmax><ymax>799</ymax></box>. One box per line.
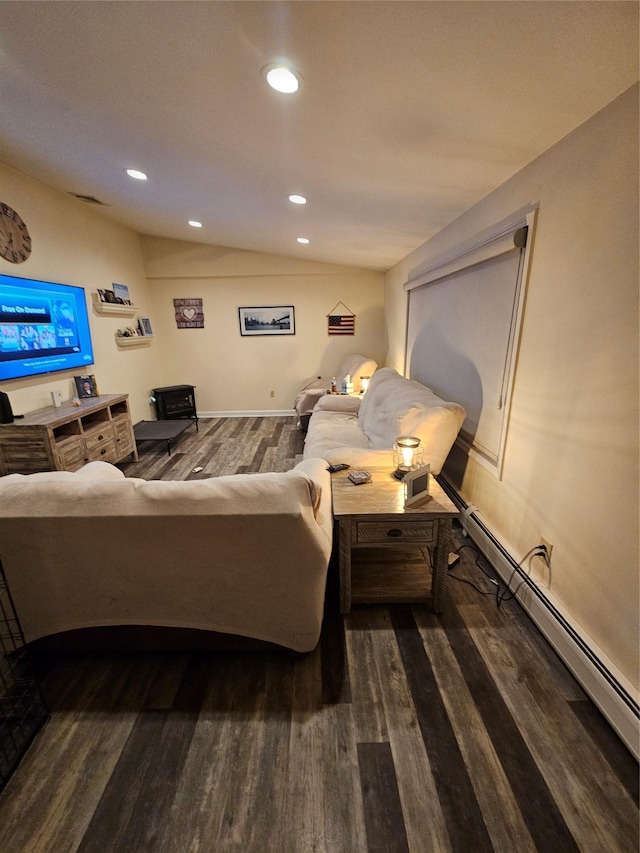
<box><xmin>437</xmin><ymin>474</ymin><xmax>639</xmax><ymax>760</ymax></box>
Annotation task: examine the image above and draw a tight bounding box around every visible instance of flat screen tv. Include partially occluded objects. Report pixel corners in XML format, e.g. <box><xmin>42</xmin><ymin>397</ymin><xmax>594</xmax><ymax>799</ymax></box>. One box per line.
<box><xmin>0</xmin><ymin>272</ymin><xmax>94</xmax><ymax>382</ymax></box>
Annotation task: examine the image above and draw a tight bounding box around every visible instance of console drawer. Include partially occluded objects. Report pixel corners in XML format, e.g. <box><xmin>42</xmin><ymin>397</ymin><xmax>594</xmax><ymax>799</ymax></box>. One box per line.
<box><xmin>86</xmin><ymin>438</ymin><xmax>118</xmax><ymax>463</ymax></box>
<box><xmin>355</xmin><ymin>520</ymin><xmax>435</xmax><ymax>544</ymax></box>
<box><xmin>84</xmin><ymin>423</ymin><xmax>115</xmax><ymax>452</ymax></box>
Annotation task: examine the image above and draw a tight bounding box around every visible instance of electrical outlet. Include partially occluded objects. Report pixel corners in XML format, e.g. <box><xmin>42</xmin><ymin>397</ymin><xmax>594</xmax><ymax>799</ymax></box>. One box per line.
<box><xmin>540</xmin><ymin>536</ymin><xmax>553</xmax><ymax>559</ymax></box>
<box><xmin>270</xmin><ymin>390</ymin><xmax>275</xmax><ymax>398</ymax></box>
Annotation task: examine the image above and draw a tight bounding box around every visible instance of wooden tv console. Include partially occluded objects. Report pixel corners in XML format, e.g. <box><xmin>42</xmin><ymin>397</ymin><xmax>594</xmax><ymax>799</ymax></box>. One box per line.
<box><xmin>0</xmin><ymin>393</ymin><xmax>138</xmax><ymax>475</ymax></box>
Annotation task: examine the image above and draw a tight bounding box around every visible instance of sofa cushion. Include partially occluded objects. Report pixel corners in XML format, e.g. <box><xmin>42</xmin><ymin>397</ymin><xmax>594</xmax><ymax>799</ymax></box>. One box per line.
<box><xmin>303</xmin><ymin>410</ymin><xmax>371</xmax><ymax>463</ymax></box>
<box><xmin>359</xmin><ymin>368</ymin><xmax>466</xmax><ymax>447</ymax></box>
<box><xmin>336</xmin><ymin>354</ymin><xmax>378</xmax><ymax>384</ymax></box>
<box><xmin>314</xmin><ymin>394</ymin><xmax>362</xmax><ymax>415</ymax></box>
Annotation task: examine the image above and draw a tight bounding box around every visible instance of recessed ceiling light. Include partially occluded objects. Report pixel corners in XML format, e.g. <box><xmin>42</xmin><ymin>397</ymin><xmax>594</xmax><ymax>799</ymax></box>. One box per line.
<box><xmin>297</xmin><ymin>237</ymin><xmax>310</xmax><ymax>244</ymax></box>
<box><xmin>188</xmin><ymin>220</ymin><xmax>203</xmax><ymax>228</ymax></box>
<box><xmin>288</xmin><ymin>194</ymin><xmax>307</xmax><ymax>205</ymax></box>
<box><xmin>126</xmin><ymin>169</ymin><xmax>147</xmax><ymax>181</ymax></box>
<box><xmin>263</xmin><ymin>64</ymin><xmax>301</xmax><ymax>94</ymax></box>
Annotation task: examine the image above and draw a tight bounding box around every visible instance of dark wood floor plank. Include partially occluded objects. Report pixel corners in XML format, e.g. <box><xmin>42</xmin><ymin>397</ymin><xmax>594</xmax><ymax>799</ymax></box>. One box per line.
<box><xmin>358</xmin><ymin>741</ymin><xmax>410</xmax><ymax>853</ymax></box>
<box><xmin>321</xmin><ymin>606</ymin><xmax>352</xmax><ymax>705</ymax></box>
<box><xmin>240</xmin><ymin>656</ymin><xmax>296</xmax><ymax>852</ymax></box>
<box><xmin>319</xmin><ymin>703</ymin><xmax>368</xmax><ymax>852</ymax></box>
<box><xmin>366</xmin><ymin>606</ymin><xmax>452</xmax><ymax>852</ymax></box>
<box><xmin>461</xmin><ymin>603</ymin><xmax>639</xmax><ymax>852</ymax></box>
<box><xmin>81</xmin><ymin>656</ymin><xmax>210</xmax><ymax>853</ymax></box>
<box><xmin>569</xmin><ymin>698</ymin><xmax>639</xmax><ymax>803</ymax></box>
<box><xmin>433</xmin><ymin>601</ymin><xmax>581</xmax><ymax>852</ymax></box>
<box><xmin>390</xmin><ymin>605</ymin><xmax>494</xmax><ymax>853</ymax></box>
<box><xmin>284</xmin><ymin>647</ymin><xmax>326</xmax><ymax>851</ymax></box>
<box><xmin>141</xmin><ymin>652</ymin><xmax>189</xmax><ymax>710</ymax></box>
<box><xmin>77</xmin><ymin>709</ymin><xmax>169</xmax><ymax>853</ymax></box>
<box><xmin>412</xmin><ymin>604</ymin><xmax>537</xmax><ymax>852</ymax></box>
<box><xmin>345</xmin><ymin>608</ymin><xmax>389</xmax><ymax>743</ymax></box>
<box><xmin>156</xmin><ymin>653</ymin><xmax>268</xmax><ymax>852</ymax></box>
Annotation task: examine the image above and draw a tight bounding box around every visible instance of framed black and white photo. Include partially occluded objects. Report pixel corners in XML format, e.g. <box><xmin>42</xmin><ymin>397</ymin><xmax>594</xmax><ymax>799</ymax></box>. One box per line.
<box><xmin>138</xmin><ymin>317</ymin><xmax>153</xmax><ymax>336</ymax></box>
<box><xmin>238</xmin><ymin>306</ymin><xmax>295</xmax><ymax>337</ymax></box>
<box><xmin>403</xmin><ymin>464</ymin><xmax>431</xmax><ymax>508</ymax></box>
<box><xmin>74</xmin><ymin>374</ymin><xmax>98</xmax><ymax>399</ymax></box>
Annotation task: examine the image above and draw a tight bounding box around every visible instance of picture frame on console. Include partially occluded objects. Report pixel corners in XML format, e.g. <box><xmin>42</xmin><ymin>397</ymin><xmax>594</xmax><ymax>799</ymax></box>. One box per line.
<box><xmin>238</xmin><ymin>305</ymin><xmax>295</xmax><ymax>337</ymax></box>
<box><xmin>74</xmin><ymin>374</ymin><xmax>98</xmax><ymax>399</ymax></box>
<box><xmin>403</xmin><ymin>464</ymin><xmax>431</xmax><ymax>508</ymax></box>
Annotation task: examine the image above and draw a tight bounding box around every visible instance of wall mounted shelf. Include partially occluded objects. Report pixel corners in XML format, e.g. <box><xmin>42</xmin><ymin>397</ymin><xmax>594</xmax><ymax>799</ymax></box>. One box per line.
<box><xmin>94</xmin><ymin>301</ymin><xmax>139</xmax><ymax>317</ymax></box>
<box><xmin>114</xmin><ymin>334</ymin><xmax>153</xmax><ymax>347</ymax></box>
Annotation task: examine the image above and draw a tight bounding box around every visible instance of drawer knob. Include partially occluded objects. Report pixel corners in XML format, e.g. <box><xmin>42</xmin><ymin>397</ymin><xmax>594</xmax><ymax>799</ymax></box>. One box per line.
<box><xmin>100</xmin><ymin>448</ymin><xmax>106</xmax><ymax>455</ymax></box>
<box><xmin>387</xmin><ymin>528</ymin><xmax>403</xmax><ymax>537</ymax></box>
<box><xmin>98</xmin><ymin>434</ymin><xmax>104</xmax><ymax>440</ymax></box>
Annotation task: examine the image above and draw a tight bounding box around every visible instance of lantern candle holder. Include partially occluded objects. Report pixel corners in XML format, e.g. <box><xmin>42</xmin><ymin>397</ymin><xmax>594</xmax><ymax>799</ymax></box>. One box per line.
<box><xmin>393</xmin><ymin>435</ymin><xmax>423</xmax><ymax>480</ymax></box>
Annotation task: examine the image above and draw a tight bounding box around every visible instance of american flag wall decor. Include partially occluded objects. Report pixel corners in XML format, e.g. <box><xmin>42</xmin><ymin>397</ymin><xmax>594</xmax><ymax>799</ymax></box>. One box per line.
<box><xmin>327</xmin><ymin>302</ymin><xmax>356</xmax><ymax>336</ymax></box>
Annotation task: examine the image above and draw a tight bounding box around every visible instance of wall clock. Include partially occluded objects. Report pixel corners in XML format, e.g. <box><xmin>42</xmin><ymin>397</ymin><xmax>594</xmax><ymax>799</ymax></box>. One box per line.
<box><xmin>0</xmin><ymin>203</ymin><xmax>32</xmax><ymax>264</ymax></box>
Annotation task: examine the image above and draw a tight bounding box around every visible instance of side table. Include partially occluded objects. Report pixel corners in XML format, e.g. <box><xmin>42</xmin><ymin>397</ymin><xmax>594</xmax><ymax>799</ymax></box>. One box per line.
<box><xmin>331</xmin><ymin>466</ymin><xmax>459</xmax><ymax>613</ymax></box>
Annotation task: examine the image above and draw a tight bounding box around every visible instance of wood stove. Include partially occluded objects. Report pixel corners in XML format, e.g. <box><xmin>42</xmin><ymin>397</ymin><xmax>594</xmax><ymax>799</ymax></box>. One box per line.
<box><xmin>153</xmin><ymin>384</ymin><xmax>198</xmax><ymax>429</ymax></box>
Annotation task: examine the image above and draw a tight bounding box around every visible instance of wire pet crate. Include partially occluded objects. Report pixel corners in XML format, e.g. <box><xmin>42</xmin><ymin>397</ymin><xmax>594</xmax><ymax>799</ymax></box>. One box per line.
<box><xmin>0</xmin><ymin>559</ymin><xmax>48</xmax><ymax>792</ymax></box>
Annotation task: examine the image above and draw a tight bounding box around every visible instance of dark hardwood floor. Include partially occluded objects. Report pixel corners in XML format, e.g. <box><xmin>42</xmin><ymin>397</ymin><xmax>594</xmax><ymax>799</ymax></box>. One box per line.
<box><xmin>0</xmin><ymin>416</ymin><xmax>637</xmax><ymax>852</ymax></box>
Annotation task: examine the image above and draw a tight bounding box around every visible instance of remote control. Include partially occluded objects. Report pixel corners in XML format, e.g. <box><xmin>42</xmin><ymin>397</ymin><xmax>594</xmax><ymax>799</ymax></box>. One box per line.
<box><xmin>327</xmin><ymin>463</ymin><xmax>350</xmax><ymax>473</ymax></box>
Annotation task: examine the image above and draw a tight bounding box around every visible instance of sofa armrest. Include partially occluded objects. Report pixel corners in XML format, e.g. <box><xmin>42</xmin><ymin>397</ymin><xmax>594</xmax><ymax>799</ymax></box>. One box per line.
<box><xmin>313</xmin><ymin>394</ymin><xmax>362</xmax><ymax>415</ymax></box>
<box><xmin>293</xmin><ymin>457</ymin><xmax>333</xmax><ymax>544</ymax></box>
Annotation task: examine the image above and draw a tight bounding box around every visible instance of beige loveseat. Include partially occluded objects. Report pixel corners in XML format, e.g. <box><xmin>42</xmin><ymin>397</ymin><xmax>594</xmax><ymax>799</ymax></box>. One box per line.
<box><xmin>294</xmin><ymin>353</ymin><xmax>378</xmax><ymax>430</ymax></box>
<box><xmin>303</xmin><ymin>367</ymin><xmax>466</xmax><ymax>475</ymax></box>
<box><xmin>0</xmin><ymin>458</ymin><xmax>332</xmax><ymax>653</ymax></box>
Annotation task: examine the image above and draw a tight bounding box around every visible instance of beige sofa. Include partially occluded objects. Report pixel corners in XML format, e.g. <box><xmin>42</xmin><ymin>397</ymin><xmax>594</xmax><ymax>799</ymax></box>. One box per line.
<box><xmin>303</xmin><ymin>367</ymin><xmax>466</xmax><ymax>475</ymax></box>
<box><xmin>294</xmin><ymin>353</ymin><xmax>378</xmax><ymax>430</ymax></box>
<box><xmin>0</xmin><ymin>458</ymin><xmax>332</xmax><ymax>653</ymax></box>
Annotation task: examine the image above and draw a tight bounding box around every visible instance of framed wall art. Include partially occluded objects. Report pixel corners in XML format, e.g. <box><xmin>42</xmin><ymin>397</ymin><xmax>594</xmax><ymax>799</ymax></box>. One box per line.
<box><xmin>238</xmin><ymin>306</ymin><xmax>295</xmax><ymax>337</ymax></box>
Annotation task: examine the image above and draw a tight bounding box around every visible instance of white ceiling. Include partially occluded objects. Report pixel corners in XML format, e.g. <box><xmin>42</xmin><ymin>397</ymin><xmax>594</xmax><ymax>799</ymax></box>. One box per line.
<box><xmin>0</xmin><ymin>1</ymin><xmax>637</xmax><ymax>271</ymax></box>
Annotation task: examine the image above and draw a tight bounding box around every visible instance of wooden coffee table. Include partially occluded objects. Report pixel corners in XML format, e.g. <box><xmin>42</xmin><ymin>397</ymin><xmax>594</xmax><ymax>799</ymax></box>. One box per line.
<box><xmin>331</xmin><ymin>466</ymin><xmax>459</xmax><ymax>613</ymax></box>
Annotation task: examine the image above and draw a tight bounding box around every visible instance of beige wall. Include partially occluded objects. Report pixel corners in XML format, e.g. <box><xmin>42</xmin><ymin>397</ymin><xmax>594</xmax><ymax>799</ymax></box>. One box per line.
<box><xmin>384</xmin><ymin>86</ymin><xmax>639</xmax><ymax>689</ymax></box>
<box><xmin>141</xmin><ymin>237</ymin><xmax>385</xmax><ymax>413</ymax></box>
<box><xmin>0</xmin><ymin>163</ymin><xmax>385</xmax><ymax>421</ymax></box>
<box><xmin>0</xmin><ymin>162</ymin><xmax>159</xmax><ymax>422</ymax></box>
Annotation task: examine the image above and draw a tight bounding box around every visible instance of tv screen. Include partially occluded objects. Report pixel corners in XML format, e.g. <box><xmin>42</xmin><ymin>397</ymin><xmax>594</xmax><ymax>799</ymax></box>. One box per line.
<box><xmin>0</xmin><ymin>273</ymin><xmax>94</xmax><ymax>382</ymax></box>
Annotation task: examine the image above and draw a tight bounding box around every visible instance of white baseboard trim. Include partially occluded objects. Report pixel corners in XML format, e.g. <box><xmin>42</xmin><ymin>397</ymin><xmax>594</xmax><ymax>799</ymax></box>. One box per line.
<box><xmin>199</xmin><ymin>409</ymin><xmax>296</xmax><ymax>418</ymax></box>
<box><xmin>438</xmin><ymin>477</ymin><xmax>639</xmax><ymax>759</ymax></box>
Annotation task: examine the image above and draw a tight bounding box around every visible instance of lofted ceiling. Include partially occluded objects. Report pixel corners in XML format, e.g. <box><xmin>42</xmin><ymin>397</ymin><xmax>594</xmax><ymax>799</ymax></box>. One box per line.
<box><xmin>0</xmin><ymin>1</ymin><xmax>637</xmax><ymax>271</ymax></box>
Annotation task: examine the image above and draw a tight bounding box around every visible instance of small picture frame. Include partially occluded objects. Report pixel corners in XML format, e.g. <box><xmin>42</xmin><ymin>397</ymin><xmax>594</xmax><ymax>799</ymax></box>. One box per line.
<box><xmin>403</xmin><ymin>464</ymin><xmax>431</xmax><ymax>508</ymax></box>
<box><xmin>74</xmin><ymin>374</ymin><xmax>98</xmax><ymax>399</ymax></box>
<box><xmin>103</xmin><ymin>289</ymin><xmax>117</xmax><ymax>304</ymax></box>
<box><xmin>138</xmin><ymin>317</ymin><xmax>153</xmax><ymax>336</ymax></box>
<box><xmin>112</xmin><ymin>283</ymin><xmax>130</xmax><ymax>304</ymax></box>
